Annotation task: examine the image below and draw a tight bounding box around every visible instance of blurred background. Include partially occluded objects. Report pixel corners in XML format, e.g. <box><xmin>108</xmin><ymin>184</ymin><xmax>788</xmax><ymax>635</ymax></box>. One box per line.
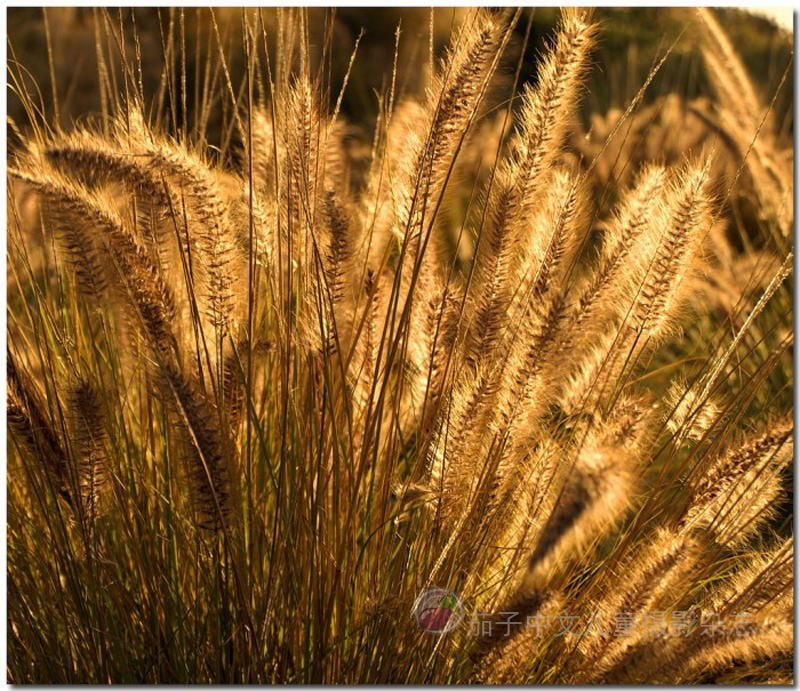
<box><xmin>7</xmin><ymin>7</ymin><xmax>793</xmax><ymax>143</ymax></box>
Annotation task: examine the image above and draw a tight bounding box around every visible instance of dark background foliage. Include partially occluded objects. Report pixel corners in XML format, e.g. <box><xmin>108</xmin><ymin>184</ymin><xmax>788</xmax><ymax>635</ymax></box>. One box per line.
<box><xmin>8</xmin><ymin>7</ymin><xmax>793</xmax><ymax>144</ymax></box>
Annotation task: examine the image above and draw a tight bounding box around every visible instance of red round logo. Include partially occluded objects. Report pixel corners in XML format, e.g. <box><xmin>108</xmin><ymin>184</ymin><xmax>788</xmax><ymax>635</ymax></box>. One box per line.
<box><xmin>412</xmin><ymin>587</ymin><xmax>464</xmax><ymax>635</ymax></box>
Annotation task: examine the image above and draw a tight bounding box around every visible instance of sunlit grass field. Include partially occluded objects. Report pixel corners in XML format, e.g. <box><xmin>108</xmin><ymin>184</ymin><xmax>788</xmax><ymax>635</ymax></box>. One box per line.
<box><xmin>7</xmin><ymin>7</ymin><xmax>793</xmax><ymax>683</ymax></box>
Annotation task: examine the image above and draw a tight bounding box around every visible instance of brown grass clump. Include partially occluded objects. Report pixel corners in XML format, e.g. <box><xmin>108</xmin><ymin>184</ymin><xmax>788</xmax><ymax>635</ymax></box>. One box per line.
<box><xmin>7</xmin><ymin>7</ymin><xmax>792</xmax><ymax>683</ymax></box>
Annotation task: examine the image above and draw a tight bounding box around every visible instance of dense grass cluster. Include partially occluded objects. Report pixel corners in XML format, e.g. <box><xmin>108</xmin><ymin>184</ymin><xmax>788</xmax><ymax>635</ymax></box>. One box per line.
<box><xmin>7</xmin><ymin>7</ymin><xmax>793</xmax><ymax>683</ymax></box>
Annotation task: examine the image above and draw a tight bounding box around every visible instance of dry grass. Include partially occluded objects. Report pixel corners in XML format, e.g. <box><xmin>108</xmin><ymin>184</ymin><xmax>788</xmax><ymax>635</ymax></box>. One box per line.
<box><xmin>6</xmin><ymin>7</ymin><xmax>793</xmax><ymax>683</ymax></box>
